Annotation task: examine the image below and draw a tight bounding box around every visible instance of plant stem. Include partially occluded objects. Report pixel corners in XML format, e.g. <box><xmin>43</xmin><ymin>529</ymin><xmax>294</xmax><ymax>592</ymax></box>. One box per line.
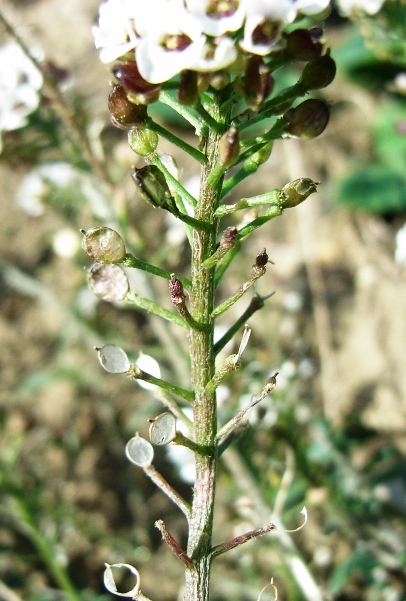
<box><xmin>147</xmin><ymin>118</ymin><xmax>207</xmax><ymax>164</ymax></box>
<box><xmin>185</xmin><ymin>92</ymin><xmax>228</xmax><ymax>601</ymax></box>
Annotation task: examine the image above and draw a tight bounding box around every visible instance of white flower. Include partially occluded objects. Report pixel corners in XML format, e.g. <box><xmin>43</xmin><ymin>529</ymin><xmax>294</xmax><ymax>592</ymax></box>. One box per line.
<box><xmin>186</xmin><ymin>0</ymin><xmax>248</xmax><ymax>36</ymax></box>
<box><xmin>239</xmin><ymin>0</ymin><xmax>297</xmax><ymax>56</ymax></box>
<box><xmin>190</xmin><ymin>36</ymin><xmax>238</xmax><ymax>72</ymax></box>
<box><xmin>135</xmin><ymin>352</ymin><xmax>161</xmax><ymax>390</ymax></box>
<box><xmin>295</xmin><ymin>0</ymin><xmax>331</xmax><ymax>16</ymax></box>
<box><xmin>92</xmin><ymin>0</ymin><xmax>140</xmax><ymax>63</ymax></box>
<box><xmin>0</xmin><ymin>42</ymin><xmax>43</xmax><ymax>150</ymax></box>
<box><xmin>335</xmin><ymin>0</ymin><xmax>384</xmax><ymax>16</ymax></box>
<box><xmin>135</xmin><ymin>0</ymin><xmax>205</xmax><ymax>83</ymax></box>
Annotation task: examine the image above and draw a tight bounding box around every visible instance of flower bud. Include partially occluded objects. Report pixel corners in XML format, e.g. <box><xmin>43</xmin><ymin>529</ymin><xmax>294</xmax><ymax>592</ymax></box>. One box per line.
<box><xmin>131</xmin><ymin>165</ymin><xmax>173</xmax><ymax>209</ymax></box>
<box><xmin>128</xmin><ymin>125</ymin><xmax>158</xmax><ymax>156</ymax></box>
<box><xmin>282</xmin><ymin>178</ymin><xmax>319</xmax><ymax>208</ymax></box>
<box><xmin>82</xmin><ymin>227</ymin><xmax>126</xmax><ymax>263</ymax></box>
<box><xmin>220</xmin><ymin>226</ymin><xmax>238</xmax><ymax>250</ymax></box>
<box><xmin>299</xmin><ymin>52</ymin><xmax>336</xmax><ymax>91</ymax></box>
<box><xmin>283</xmin><ymin>99</ymin><xmax>329</xmax><ymax>139</ymax></box>
<box><xmin>244</xmin><ymin>56</ymin><xmax>274</xmax><ymax>110</ymax></box>
<box><xmin>255</xmin><ymin>248</ymin><xmax>269</xmax><ymax>268</ymax></box>
<box><xmin>96</xmin><ymin>344</ymin><xmax>131</xmax><ymax>373</ymax></box>
<box><xmin>112</xmin><ymin>61</ymin><xmax>160</xmax><ymax>105</ymax></box>
<box><xmin>108</xmin><ymin>85</ymin><xmax>148</xmax><ymax>130</ymax></box>
<box><xmin>219</xmin><ymin>125</ymin><xmax>240</xmax><ymax>168</ymax></box>
<box><xmin>88</xmin><ymin>263</ymin><xmax>129</xmax><ymax>302</ymax></box>
<box><xmin>178</xmin><ymin>70</ymin><xmax>199</xmax><ymax>107</ymax></box>
<box><xmin>285</xmin><ymin>28</ymin><xmax>323</xmax><ymax>61</ymax></box>
<box><xmin>169</xmin><ymin>274</ymin><xmax>185</xmax><ymax>305</ymax></box>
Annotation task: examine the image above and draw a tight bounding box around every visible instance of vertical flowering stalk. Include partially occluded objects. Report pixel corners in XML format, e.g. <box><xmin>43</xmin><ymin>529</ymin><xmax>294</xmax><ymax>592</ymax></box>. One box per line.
<box><xmin>88</xmin><ymin>1</ymin><xmax>336</xmax><ymax>601</ymax></box>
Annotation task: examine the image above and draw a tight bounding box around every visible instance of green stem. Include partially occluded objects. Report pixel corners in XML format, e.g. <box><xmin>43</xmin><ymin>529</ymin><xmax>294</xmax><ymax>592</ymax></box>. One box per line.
<box><xmin>159</xmin><ymin>90</ymin><xmax>205</xmax><ymax>132</ymax></box>
<box><xmin>125</xmin><ymin>291</ymin><xmax>189</xmax><ymax>329</ymax></box>
<box><xmin>151</xmin><ymin>153</ymin><xmax>198</xmax><ymax>208</ymax></box>
<box><xmin>147</xmin><ymin>118</ymin><xmax>207</xmax><ymax>164</ymax></box>
<box><xmin>221</xmin><ymin>158</ymin><xmax>260</xmax><ymax>198</ymax></box>
<box><xmin>128</xmin><ymin>366</ymin><xmax>195</xmax><ymax>403</ymax></box>
<box><xmin>212</xmin><ymin>264</ymin><xmax>267</xmax><ymax>318</ymax></box>
<box><xmin>215</xmin><ymin>190</ymin><xmax>283</xmax><ymax>217</ymax></box>
<box><xmin>122</xmin><ymin>253</ymin><xmax>192</xmax><ymax>289</ymax></box>
<box><xmin>214</xmin><ymin>242</ymin><xmax>241</xmax><ymax>288</ymax></box>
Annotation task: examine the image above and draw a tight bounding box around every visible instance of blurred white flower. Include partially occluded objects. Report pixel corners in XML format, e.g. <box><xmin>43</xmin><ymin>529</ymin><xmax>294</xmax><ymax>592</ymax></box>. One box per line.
<box><xmin>239</xmin><ymin>0</ymin><xmax>298</xmax><ymax>55</ymax></box>
<box><xmin>190</xmin><ymin>36</ymin><xmax>237</xmax><ymax>72</ymax></box>
<box><xmin>165</xmin><ymin>407</ymin><xmax>195</xmax><ymax>483</ymax></box>
<box><xmin>395</xmin><ymin>223</ymin><xmax>406</xmax><ymax>266</ymax></box>
<box><xmin>135</xmin><ymin>352</ymin><xmax>161</xmax><ymax>390</ymax></box>
<box><xmin>335</xmin><ymin>0</ymin><xmax>384</xmax><ymax>16</ymax></box>
<box><xmin>52</xmin><ymin>228</ymin><xmax>81</xmax><ymax>258</ymax></box>
<box><xmin>0</xmin><ymin>42</ymin><xmax>43</xmax><ymax>151</ymax></box>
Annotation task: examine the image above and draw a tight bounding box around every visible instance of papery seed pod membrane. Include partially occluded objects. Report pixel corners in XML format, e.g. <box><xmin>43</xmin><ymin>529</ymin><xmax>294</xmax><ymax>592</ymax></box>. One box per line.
<box><xmin>178</xmin><ymin>70</ymin><xmax>199</xmax><ymax>107</ymax></box>
<box><xmin>244</xmin><ymin>56</ymin><xmax>273</xmax><ymax>110</ymax></box>
<box><xmin>125</xmin><ymin>433</ymin><xmax>154</xmax><ymax>467</ymax></box>
<box><xmin>219</xmin><ymin>126</ymin><xmax>240</xmax><ymax>168</ymax></box>
<box><xmin>299</xmin><ymin>52</ymin><xmax>336</xmax><ymax>91</ymax></box>
<box><xmin>149</xmin><ymin>413</ymin><xmax>176</xmax><ymax>445</ymax></box>
<box><xmin>131</xmin><ymin>165</ymin><xmax>172</xmax><ymax>209</ymax></box>
<box><xmin>128</xmin><ymin>126</ymin><xmax>158</xmax><ymax>157</ymax></box>
<box><xmin>108</xmin><ymin>85</ymin><xmax>148</xmax><ymax>130</ymax></box>
<box><xmin>285</xmin><ymin>28</ymin><xmax>323</xmax><ymax>61</ymax></box>
<box><xmin>88</xmin><ymin>263</ymin><xmax>129</xmax><ymax>302</ymax></box>
<box><xmin>82</xmin><ymin>227</ymin><xmax>126</xmax><ymax>263</ymax></box>
<box><xmin>96</xmin><ymin>344</ymin><xmax>131</xmax><ymax>373</ymax></box>
<box><xmin>104</xmin><ymin>563</ymin><xmax>140</xmax><ymax>598</ymax></box>
<box><xmin>282</xmin><ymin>178</ymin><xmax>319</xmax><ymax>208</ymax></box>
<box><xmin>283</xmin><ymin>99</ymin><xmax>329</xmax><ymax>140</ymax></box>
<box><xmin>112</xmin><ymin>61</ymin><xmax>160</xmax><ymax>105</ymax></box>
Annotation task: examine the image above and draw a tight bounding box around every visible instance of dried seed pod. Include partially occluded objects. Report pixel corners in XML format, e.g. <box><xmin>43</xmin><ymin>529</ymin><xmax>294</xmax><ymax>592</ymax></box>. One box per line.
<box><xmin>282</xmin><ymin>178</ymin><xmax>319</xmax><ymax>208</ymax></box>
<box><xmin>82</xmin><ymin>227</ymin><xmax>126</xmax><ymax>263</ymax></box>
<box><xmin>108</xmin><ymin>85</ymin><xmax>147</xmax><ymax>130</ymax></box>
<box><xmin>149</xmin><ymin>413</ymin><xmax>177</xmax><ymax>445</ymax></box>
<box><xmin>96</xmin><ymin>344</ymin><xmax>130</xmax><ymax>373</ymax></box>
<box><xmin>125</xmin><ymin>433</ymin><xmax>154</xmax><ymax>467</ymax></box>
<box><xmin>299</xmin><ymin>52</ymin><xmax>336</xmax><ymax>91</ymax></box>
<box><xmin>88</xmin><ymin>263</ymin><xmax>129</xmax><ymax>302</ymax></box>
<box><xmin>104</xmin><ymin>563</ymin><xmax>140</xmax><ymax>598</ymax></box>
<box><xmin>255</xmin><ymin>248</ymin><xmax>269</xmax><ymax>268</ymax></box>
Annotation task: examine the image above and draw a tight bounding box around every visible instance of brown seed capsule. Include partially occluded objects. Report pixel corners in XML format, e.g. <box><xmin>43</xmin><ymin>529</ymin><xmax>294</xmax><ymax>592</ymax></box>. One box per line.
<box><xmin>178</xmin><ymin>70</ymin><xmax>199</xmax><ymax>106</ymax></box>
<box><xmin>244</xmin><ymin>56</ymin><xmax>274</xmax><ymax>110</ymax></box>
<box><xmin>108</xmin><ymin>85</ymin><xmax>148</xmax><ymax>130</ymax></box>
<box><xmin>220</xmin><ymin>227</ymin><xmax>238</xmax><ymax>250</ymax></box>
<box><xmin>112</xmin><ymin>61</ymin><xmax>160</xmax><ymax>105</ymax></box>
<box><xmin>283</xmin><ymin>99</ymin><xmax>329</xmax><ymax>139</ymax></box>
<box><xmin>285</xmin><ymin>28</ymin><xmax>323</xmax><ymax>61</ymax></box>
<box><xmin>299</xmin><ymin>52</ymin><xmax>336</xmax><ymax>91</ymax></box>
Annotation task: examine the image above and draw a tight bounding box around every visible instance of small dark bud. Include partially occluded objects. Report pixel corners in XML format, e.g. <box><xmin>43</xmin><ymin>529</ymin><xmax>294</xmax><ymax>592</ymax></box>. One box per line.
<box><xmin>283</xmin><ymin>99</ymin><xmax>329</xmax><ymax>139</ymax></box>
<box><xmin>169</xmin><ymin>274</ymin><xmax>185</xmax><ymax>305</ymax></box>
<box><xmin>128</xmin><ymin>125</ymin><xmax>158</xmax><ymax>156</ymax></box>
<box><xmin>285</xmin><ymin>28</ymin><xmax>323</xmax><ymax>61</ymax></box>
<box><xmin>244</xmin><ymin>56</ymin><xmax>274</xmax><ymax>110</ymax></box>
<box><xmin>219</xmin><ymin>125</ymin><xmax>240</xmax><ymax>168</ymax></box>
<box><xmin>88</xmin><ymin>263</ymin><xmax>129</xmax><ymax>301</ymax></box>
<box><xmin>220</xmin><ymin>227</ymin><xmax>238</xmax><ymax>250</ymax></box>
<box><xmin>82</xmin><ymin>227</ymin><xmax>126</xmax><ymax>263</ymax></box>
<box><xmin>131</xmin><ymin>165</ymin><xmax>173</xmax><ymax>209</ymax></box>
<box><xmin>255</xmin><ymin>248</ymin><xmax>269</xmax><ymax>268</ymax></box>
<box><xmin>282</xmin><ymin>178</ymin><xmax>319</xmax><ymax>208</ymax></box>
<box><xmin>178</xmin><ymin>70</ymin><xmax>199</xmax><ymax>107</ymax></box>
<box><xmin>108</xmin><ymin>85</ymin><xmax>148</xmax><ymax>130</ymax></box>
<box><xmin>112</xmin><ymin>61</ymin><xmax>160</xmax><ymax>105</ymax></box>
<box><xmin>299</xmin><ymin>52</ymin><xmax>336</xmax><ymax>91</ymax></box>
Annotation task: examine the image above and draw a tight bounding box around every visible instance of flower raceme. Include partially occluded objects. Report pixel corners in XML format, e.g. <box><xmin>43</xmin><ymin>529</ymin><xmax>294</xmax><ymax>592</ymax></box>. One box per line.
<box><xmin>93</xmin><ymin>0</ymin><xmax>331</xmax><ymax>84</ymax></box>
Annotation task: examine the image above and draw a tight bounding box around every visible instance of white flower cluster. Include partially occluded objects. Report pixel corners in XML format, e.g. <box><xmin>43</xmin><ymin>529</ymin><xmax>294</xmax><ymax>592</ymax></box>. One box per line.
<box><xmin>335</xmin><ymin>0</ymin><xmax>384</xmax><ymax>17</ymax></box>
<box><xmin>93</xmin><ymin>0</ymin><xmax>330</xmax><ymax>84</ymax></box>
<box><xmin>0</xmin><ymin>42</ymin><xmax>43</xmax><ymax>152</ymax></box>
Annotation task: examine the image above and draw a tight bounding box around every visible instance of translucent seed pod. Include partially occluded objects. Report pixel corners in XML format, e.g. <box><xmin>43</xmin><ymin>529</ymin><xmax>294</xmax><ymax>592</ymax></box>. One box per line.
<box><xmin>88</xmin><ymin>263</ymin><xmax>129</xmax><ymax>302</ymax></box>
<box><xmin>82</xmin><ymin>227</ymin><xmax>126</xmax><ymax>263</ymax></box>
<box><xmin>125</xmin><ymin>433</ymin><xmax>154</xmax><ymax>467</ymax></box>
<box><xmin>104</xmin><ymin>563</ymin><xmax>141</xmax><ymax>598</ymax></box>
<box><xmin>96</xmin><ymin>344</ymin><xmax>131</xmax><ymax>373</ymax></box>
<box><xmin>149</xmin><ymin>413</ymin><xmax>176</xmax><ymax>446</ymax></box>
<box><xmin>128</xmin><ymin>126</ymin><xmax>158</xmax><ymax>157</ymax></box>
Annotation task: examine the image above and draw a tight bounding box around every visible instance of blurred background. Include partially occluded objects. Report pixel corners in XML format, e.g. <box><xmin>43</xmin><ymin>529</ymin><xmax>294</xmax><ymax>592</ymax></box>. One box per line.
<box><xmin>0</xmin><ymin>1</ymin><xmax>406</xmax><ymax>600</ymax></box>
